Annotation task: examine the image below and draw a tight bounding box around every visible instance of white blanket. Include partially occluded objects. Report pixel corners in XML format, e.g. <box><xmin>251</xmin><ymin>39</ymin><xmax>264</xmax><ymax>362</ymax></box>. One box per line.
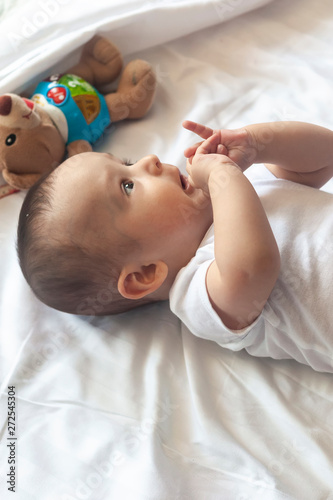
<box><xmin>1</xmin><ymin>0</ymin><xmax>333</xmax><ymax>499</ymax></box>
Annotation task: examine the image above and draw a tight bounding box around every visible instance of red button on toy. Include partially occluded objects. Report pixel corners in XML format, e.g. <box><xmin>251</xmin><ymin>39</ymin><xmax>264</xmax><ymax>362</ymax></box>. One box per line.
<box><xmin>47</xmin><ymin>86</ymin><xmax>67</xmax><ymax>105</ymax></box>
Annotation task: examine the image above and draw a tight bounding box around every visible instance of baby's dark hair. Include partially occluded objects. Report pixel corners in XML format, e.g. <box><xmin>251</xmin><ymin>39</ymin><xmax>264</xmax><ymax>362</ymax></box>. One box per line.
<box><xmin>17</xmin><ymin>170</ymin><xmax>154</xmax><ymax>316</ymax></box>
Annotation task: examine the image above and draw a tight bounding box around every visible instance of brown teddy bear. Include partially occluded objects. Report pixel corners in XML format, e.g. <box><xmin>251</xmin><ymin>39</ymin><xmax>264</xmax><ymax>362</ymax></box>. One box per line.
<box><xmin>0</xmin><ymin>35</ymin><xmax>157</xmax><ymax>194</ymax></box>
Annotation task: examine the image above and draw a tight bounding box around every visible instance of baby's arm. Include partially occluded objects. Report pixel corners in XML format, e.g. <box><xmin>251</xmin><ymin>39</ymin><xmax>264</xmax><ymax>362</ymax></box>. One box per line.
<box><xmin>187</xmin><ymin>134</ymin><xmax>280</xmax><ymax>331</ymax></box>
<box><xmin>248</xmin><ymin>121</ymin><xmax>333</xmax><ymax>188</ymax></box>
<box><xmin>184</xmin><ymin>120</ymin><xmax>333</xmax><ymax>188</ymax></box>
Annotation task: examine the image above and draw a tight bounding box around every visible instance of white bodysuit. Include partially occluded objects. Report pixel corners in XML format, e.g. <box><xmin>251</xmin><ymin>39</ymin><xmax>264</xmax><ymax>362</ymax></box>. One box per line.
<box><xmin>170</xmin><ymin>165</ymin><xmax>333</xmax><ymax>372</ymax></box>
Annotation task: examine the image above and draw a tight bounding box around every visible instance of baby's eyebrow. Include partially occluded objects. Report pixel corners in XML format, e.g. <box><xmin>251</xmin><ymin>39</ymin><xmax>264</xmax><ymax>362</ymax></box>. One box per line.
<box><xmin>104</xmin><ymin>152</ymin><xmax>130</xmax><ymax>165</ymax></box>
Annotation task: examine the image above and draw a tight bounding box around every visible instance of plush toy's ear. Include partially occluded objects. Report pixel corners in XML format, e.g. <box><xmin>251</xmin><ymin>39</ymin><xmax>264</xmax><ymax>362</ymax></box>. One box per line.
<box><xmin>2</xmin><ymin>168</ymin><xmax>41</xmax><ymax>190</ymax></box>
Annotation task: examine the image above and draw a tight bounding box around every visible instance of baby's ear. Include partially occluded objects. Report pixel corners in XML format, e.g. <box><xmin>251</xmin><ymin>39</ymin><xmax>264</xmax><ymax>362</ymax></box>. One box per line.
<box><xmin>118</xmin><ymin>261</ymin><xmax>168</xmax><ymax>300</ymax></box>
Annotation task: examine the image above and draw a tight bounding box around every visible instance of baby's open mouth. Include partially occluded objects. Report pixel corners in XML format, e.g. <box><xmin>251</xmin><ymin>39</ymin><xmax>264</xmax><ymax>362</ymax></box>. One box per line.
<box><xmin>180</xmin><ymin>172</ymin><xmax>192</xmax><ymax>191</ymax></box>
<box><xmin>178</xmin><ymin>169</ymin><xmax>194</xmax><ymax>194</ymax></box>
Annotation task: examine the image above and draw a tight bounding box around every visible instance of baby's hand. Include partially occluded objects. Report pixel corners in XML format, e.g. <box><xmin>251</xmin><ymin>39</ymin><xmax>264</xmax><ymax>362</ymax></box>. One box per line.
<box><xmin>186</xmin><ymin>133</ymin><xmax>242</xmax><ymax>195</ymax></box>
<box><xmin>183</xmin><ymin>120</ymin><xmax>257</xmax><ymax>171</ymax></box>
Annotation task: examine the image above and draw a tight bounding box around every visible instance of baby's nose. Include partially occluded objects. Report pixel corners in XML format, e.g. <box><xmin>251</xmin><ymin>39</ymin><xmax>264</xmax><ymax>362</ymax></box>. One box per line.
<box><xmin>141</xmin><ymin>154</ymin><xmax>162</xmax><ymax>174</ymax></box>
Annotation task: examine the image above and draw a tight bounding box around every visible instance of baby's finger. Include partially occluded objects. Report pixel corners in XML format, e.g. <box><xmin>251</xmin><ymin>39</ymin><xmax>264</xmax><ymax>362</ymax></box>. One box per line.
<box><xmin>182</xmin><ymin>120</ymin><xmax>214</xmax><ymax>140</ymax></box>
<box><xmin>184</xmin><ymin>140</ymin><xmax>204</xmax><ymax>158</ymax></box>
<box><xmin>196</xmin><ymin>133</ymin><xmax>220</xmax><ymax>155</ymax></box>
<box><xmin>186</xmin><ymin>157</ymin><xmax>193</xmax><ymax>172</ymax></box>
<box><xmin>187</xmin><ymin>175</ymin><xmax>195</xmax><ymax>188</ymax></box>
<box><xmin>217</xmin><ymin>143</ymin><xmax>228</xmax><ymax>155</ymax></box>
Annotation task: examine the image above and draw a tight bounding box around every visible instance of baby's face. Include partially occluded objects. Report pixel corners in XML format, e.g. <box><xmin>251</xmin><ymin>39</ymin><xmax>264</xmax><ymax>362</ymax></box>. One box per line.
<box><xmin>50</xmin><ymin>152</ymin><xmax>213</xmax><ymax>272</ymax></box>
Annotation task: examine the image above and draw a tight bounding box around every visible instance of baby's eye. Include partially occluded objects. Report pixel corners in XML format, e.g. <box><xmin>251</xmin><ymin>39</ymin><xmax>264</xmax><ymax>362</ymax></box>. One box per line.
<box><xmin>122</xmin><ymin>159</ymin><xmax>134</xmax><ymax>166</ymax></box>
<box><xmin>122</xmin><ymin>180</ymin><xmax>134</xmax><ymax>195</ymax></box>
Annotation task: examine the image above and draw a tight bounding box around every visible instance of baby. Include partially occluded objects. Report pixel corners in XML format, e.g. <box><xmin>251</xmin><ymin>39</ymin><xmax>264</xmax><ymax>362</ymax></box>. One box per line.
<box><xmin>17</xmin><ymin>120</ymin><xmax>333</xmax><ymax>371</ymax></box>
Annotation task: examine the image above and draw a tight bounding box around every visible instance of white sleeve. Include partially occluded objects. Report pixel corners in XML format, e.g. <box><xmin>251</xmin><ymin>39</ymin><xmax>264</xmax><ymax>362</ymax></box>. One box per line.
<box><xmin>245</xmin><ymin>163</ymin><xmax>278</xmax><ymax>183</ymax></box>
<box><xmin>169</xmin><ymin>258</ymin><xmax>264</xmax><ymax>351</ymax></box>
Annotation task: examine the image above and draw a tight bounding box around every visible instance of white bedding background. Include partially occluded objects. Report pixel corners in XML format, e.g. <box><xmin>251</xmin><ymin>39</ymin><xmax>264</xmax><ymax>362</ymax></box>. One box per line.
<box><xmin>1</xmin><ymin>0</ymin><xmax>333</xmax><ymax>499</ymax></box>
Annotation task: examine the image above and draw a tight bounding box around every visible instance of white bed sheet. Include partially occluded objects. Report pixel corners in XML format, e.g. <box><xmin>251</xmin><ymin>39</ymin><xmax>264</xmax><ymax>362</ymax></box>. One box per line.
<box><xmin>1</xmin><ymin>0</ymin><xmax>333</xmax><ymax>499</ymax></box>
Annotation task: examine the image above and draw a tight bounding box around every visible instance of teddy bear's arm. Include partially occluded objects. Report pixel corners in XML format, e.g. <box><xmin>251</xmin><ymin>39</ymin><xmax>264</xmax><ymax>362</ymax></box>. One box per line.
<box><xmin>67</xmin><ymin>140</ymin><xmax>93</xmax><ymax>157</ymax></box>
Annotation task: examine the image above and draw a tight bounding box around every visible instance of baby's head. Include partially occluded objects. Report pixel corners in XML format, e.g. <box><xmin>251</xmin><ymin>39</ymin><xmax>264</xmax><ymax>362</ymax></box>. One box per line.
<box><xmin>17</xmin><ymin>152</ymin><xmax>212</xmax><ymax>315</ymax></box>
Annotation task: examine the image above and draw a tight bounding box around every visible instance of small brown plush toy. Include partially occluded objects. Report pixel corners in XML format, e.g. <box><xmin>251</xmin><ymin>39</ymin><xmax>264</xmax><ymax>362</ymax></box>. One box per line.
<box><xmin>0</xmin><ymin>35</ymin><xmax>157</xmax><ymax>192</ymax></box>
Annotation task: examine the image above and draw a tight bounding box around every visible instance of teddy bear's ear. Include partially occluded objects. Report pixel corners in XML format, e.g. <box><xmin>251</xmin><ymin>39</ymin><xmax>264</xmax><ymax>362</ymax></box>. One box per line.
<box><xmin>2</xmin><ymin>168</ymin><xmax>41</xmax><ymax>190</ymax></box>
